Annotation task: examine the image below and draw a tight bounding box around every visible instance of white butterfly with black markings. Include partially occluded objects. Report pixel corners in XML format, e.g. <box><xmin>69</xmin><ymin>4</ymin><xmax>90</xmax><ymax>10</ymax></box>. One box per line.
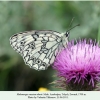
<box><xmin>9</xmin><ymin>24</ymin><xmax>79</xmax><ymax>71</ymax></box>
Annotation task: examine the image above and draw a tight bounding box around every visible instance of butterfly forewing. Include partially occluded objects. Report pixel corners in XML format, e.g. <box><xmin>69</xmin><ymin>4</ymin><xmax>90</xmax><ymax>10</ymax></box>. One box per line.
<box><xmin>10</xmin><ymin>30</ymin><xmax>63</xmax><ymax>70</ymax></box>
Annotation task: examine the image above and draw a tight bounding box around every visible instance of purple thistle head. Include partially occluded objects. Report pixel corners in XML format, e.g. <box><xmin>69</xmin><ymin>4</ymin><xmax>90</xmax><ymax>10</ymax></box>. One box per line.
<box><xmin>53</xmin><ymin>39</ymin><xmax>100</xmax><ymax>91</ymax></box>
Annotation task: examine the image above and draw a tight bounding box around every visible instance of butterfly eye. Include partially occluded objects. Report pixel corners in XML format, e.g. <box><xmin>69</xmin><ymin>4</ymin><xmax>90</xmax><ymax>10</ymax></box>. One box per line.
<box><xmin>66</xmin><ymin>32</ymin><xmax>69</xmax><ymax>37</ymax></box>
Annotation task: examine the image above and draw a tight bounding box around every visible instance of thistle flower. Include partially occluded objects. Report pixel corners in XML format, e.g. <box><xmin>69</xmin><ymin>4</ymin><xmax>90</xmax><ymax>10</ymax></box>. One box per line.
<box><xmin>53</xmin><ymin>39</ymin><xmax>100</xmax><ymax>91</ymax></box>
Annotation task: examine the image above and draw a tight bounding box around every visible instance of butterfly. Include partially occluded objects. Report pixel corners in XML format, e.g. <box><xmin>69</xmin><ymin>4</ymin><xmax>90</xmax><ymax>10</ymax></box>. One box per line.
<box><xmin>9</xmin><ymin>25</ymin><xmax>79</xmax><ymax>71</ymax></box>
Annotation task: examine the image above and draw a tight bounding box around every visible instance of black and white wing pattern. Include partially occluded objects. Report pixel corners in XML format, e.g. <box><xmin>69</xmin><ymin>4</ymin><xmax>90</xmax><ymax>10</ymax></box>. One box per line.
<box><xmin>10</xmin><ymin>30</ymin><xmax>64</xmax><ymax>71</ymax></box>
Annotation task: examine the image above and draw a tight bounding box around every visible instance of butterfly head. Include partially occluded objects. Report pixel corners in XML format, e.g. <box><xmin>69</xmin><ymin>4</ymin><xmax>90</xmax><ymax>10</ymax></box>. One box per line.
<box><xmin>65</xmin><ymin>31</ymin><xmax>70</xmax><ymax>37</ymax></box>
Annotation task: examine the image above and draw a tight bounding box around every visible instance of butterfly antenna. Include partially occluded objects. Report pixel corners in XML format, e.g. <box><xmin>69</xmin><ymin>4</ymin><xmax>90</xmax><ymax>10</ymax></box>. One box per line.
<box><xmin>66</xmin><ymin>24</ymin><xmax>80</xmax><ymax>32</ymax></box>
<box><xmin>68</xmin><ymin>17</ymin><xmax>75</xmax><ymax>28</ymax></box>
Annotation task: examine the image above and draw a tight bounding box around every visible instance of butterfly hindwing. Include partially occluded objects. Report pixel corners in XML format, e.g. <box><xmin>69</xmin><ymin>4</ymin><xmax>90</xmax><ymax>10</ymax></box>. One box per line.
<box><xmin>10</xmin><ymin>30</ymin><xmax>62</xmax><ymax>70</ymax></box>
